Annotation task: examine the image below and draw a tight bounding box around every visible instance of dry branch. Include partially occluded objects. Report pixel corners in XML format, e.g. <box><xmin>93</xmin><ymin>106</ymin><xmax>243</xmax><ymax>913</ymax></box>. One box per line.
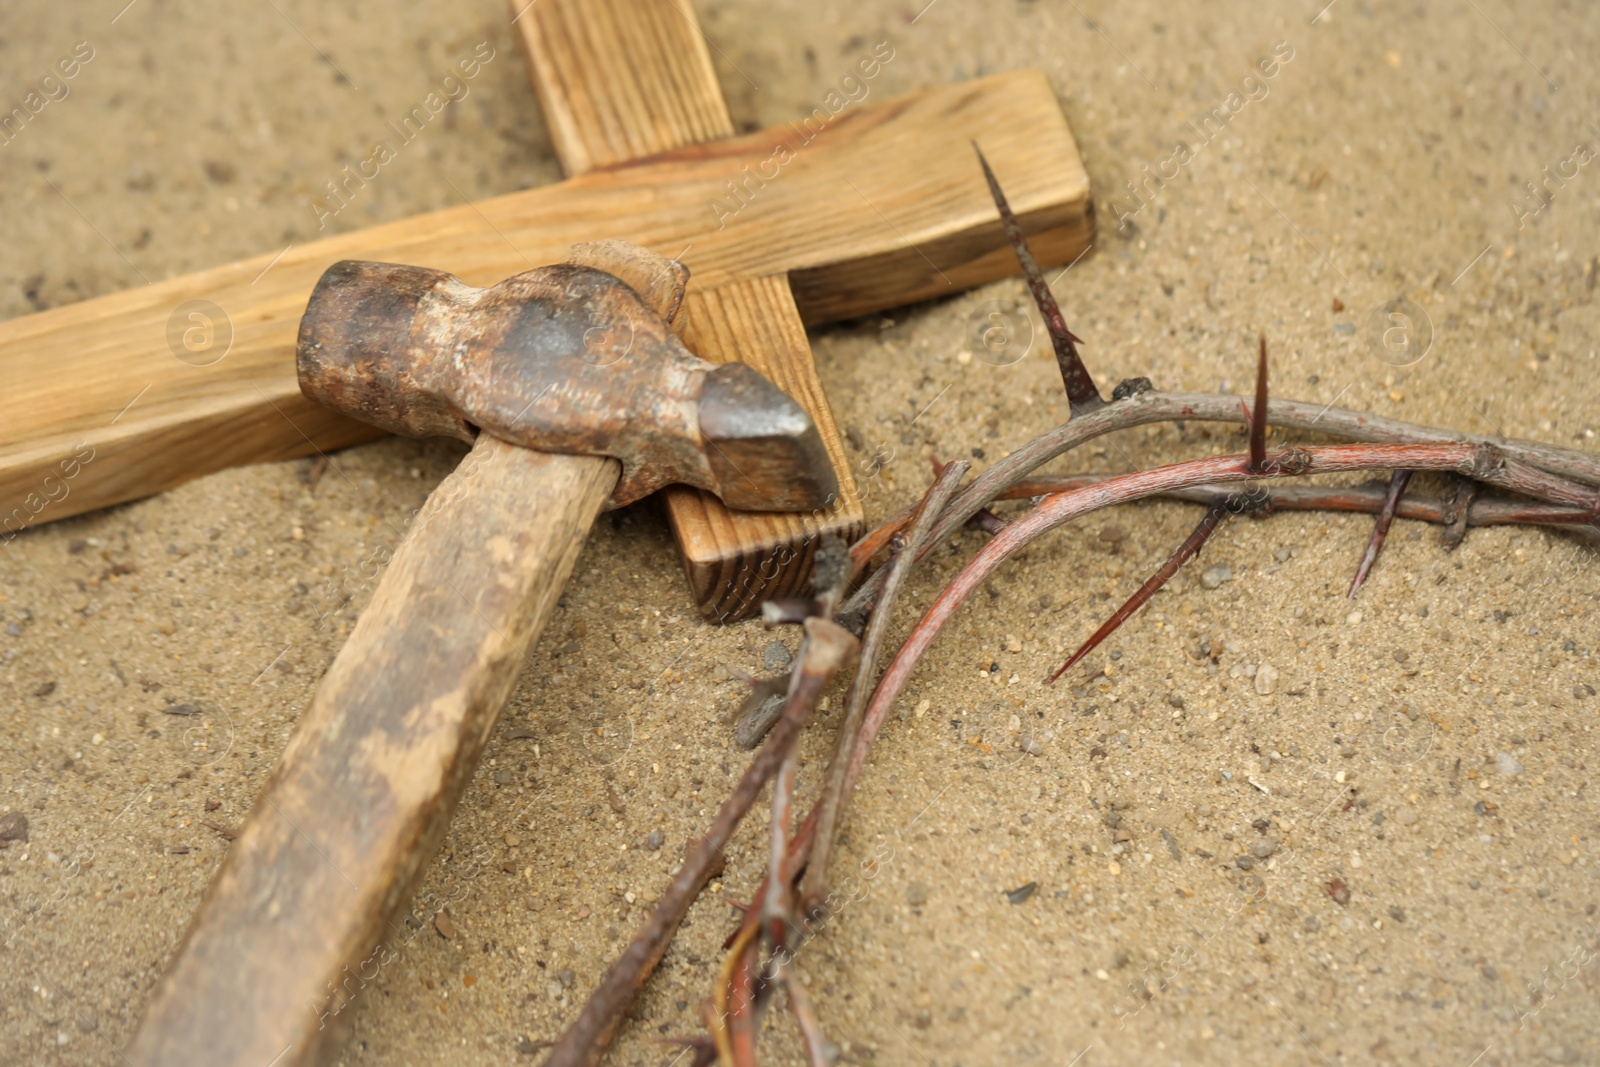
<box><xmin>844</xmin><ymin>391</ymin><xmax>1600</xmax><ymax>616</ymax></box>
<box><xmin>804</xmin><ymin>460</ymin><xmax>967</xmax><ymax>907</ymax></box>
<box><xmin>541</xmin><ymin>616</ymin><xmax>858</xmax><ymax>1067</ymax></box>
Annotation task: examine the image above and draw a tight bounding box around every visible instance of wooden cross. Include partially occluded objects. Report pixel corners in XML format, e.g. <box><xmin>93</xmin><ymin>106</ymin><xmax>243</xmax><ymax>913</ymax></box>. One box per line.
<box><xmin>0</xmin><ymin>0</ymin><xmax>1091</xmax><ymax>621</ymax></box>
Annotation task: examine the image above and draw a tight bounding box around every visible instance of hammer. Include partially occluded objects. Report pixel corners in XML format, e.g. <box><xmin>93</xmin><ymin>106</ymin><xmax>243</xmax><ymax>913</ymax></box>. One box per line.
<box><xmin>127</xmin><ymin>241</ymin><xmax>837</xmax><ymax>1065</ymax></box>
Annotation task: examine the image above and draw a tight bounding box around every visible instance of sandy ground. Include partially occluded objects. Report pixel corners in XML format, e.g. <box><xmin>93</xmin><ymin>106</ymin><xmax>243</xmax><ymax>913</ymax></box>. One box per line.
<box><xmin>4</xmin><ymin>1</ymin><xmax>1600</xmax><ymax>1064</ymax></box>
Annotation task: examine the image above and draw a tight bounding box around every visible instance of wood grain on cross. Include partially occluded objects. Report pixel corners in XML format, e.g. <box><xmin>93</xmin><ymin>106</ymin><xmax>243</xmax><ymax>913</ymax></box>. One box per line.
<box><xmin>0</xmin><ymin>0</ymin><xmax>1092</xmax><ymax>620</ymax></box>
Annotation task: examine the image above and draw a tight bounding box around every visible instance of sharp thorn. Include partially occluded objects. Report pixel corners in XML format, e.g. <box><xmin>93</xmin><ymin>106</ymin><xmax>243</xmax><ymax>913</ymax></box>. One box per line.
<box><xmin>966</xmin><ymin>507</ymin><xmax>1010</xmax><ymax>535</ymax></box>
<box><xmin>1347</xmin><ymin>469</ymin><xmax>1412</xmax><ymax>598</ymax></box>
<box><xmin>1440</xmin><ymin>475</ymin><xmax>1478</xmax><ymax>551</ymax></box>
<box><xmin>1048</xmin><ymin>503</ymin><xmax>1229</xmax><ymax>684</ymax></box>
<box><xmin>973</xmin><ymin>142</ymin><xmax>1104</xmax><ymax>415</ymax></box>
<box><xmin>1249</xmin><ymin>333</ymin><xmax>1269</xmax><ymax>474</ymax></box>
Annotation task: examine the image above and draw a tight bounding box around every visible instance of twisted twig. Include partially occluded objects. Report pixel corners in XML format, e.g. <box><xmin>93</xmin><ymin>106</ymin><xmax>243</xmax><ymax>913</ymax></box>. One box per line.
<box><xmin>845</xmin><ymin>392</ymin><xmax>1600</xmax><ymax>615</ymax></box>
<box><xmin>842</xmin><ymin>440</ymin><xmax>1542</xmax><ymax>811</ymax></box>
<box><xmin>541</xmin><ymin>617</ymin><xmax>858</xmax><ymax>1067</ymax></box>
<box><xmin>803</xmin><ymin>460</ymin><xmax>967</xmax><ymax>907</ymax></box>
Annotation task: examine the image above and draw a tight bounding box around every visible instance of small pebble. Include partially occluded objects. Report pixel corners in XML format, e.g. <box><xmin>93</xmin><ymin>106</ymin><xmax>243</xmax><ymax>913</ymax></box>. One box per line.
<box><xmin>1235</xmin><ymin>855</ymin><xmax>1254</xmax><ymax>870</ymax></box>
<box><xmin>1273</xmin><ymin>546</ymin><xmax>1294</xmax><ymax>563</ymax></box>
<box><xmin>1097</xmin><ymin>526</ymin><xmax>1125</xmax><ymax>544</ymax></box>
<box><xmin>1495</xmin><ymin>752</ymin><xmax>1524</xmax><ymax>776</ymax></box>
<box><xmin>1167</xmin><ymin>693</ymin><xmax>1184</xmax><ymax>710</ymax></box>
<box><xmin>1389</xmin><ymin>905</ymin><xmax>1406</xmax><ymax>923</ymax></box>
<box><xmin>1252</xmin><ymin>839</ymin><xmax>1278</xmax><ymax>859</ymax></box>
<box><xmin>1395</xmin><ymin>807</ymin><xmax>1419</xmax><ymax>827</ymax></box>
<box><xmin>905</xmin><ymin>882</ymin><xmax>930</xmax><ymax>907</ymax></box>
<box><xmin>762</xmin><ymin>641</ymin><xmax>792</xmax><ymax>671</ymax></box>
<box><xmin>1199</xmin><ymin>564</ymin><xmax>1232</xmax><ymax>590</ymax></box>
<box><xmin>557</xmin><ymin>967</ymin><xmax>575</xmax><ymax>988</ymax></box>
<box><xmin>1005</xmin><ymin>881</ymin><xmax>1038</xmax><ymax>905</ymax></box>
<box><xmin>504</xmin><ymin>832</ymin><xmax>520</xmax><ymax>847</ymax></box>
<box><xmin>0</xmin><ymin>811</ymin><xmax>30</xmax><ymax>843</ymax></box>
<box><xmin>644</xmin><ymin>830</ymin><xmax>664</xmax><ymax>851</ymax></box>
<box><xmin>1004</xmin><ymin>633</ymin><xmax>1022</xmax><ymax>653</ymax></box>
<box><xmin>1326</xmin><ymin>878</ymin><xmax>1351</xmax><ymax>906</ymax></box>
<box><xmin>433</xmin><ymin>911</ymin><xmax>455</xmax><ymax>939</ymax></box>
<box><xmin>1254</xmin><ymin>664</ymin><xmax>1278</xmax><ymax>696</ymax></box>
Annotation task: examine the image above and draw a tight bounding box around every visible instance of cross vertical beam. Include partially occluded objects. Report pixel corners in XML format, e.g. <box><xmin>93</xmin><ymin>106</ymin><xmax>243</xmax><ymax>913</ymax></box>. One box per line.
<box><xmin>514</xmin><ymin>0</ymin><xmax>862</xmax><ymax>620</ymax></box>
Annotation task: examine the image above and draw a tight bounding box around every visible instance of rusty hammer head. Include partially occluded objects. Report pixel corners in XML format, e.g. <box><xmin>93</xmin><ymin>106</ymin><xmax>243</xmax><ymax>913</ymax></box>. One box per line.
<box><xmin>294</xmin><ymin>245</ymin><xmax>837</xmax><ymax>511</ymax></box>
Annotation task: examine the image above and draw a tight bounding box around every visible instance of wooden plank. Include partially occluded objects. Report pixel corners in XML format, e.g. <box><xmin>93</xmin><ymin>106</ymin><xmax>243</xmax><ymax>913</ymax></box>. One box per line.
<box><xmin>513</xmin><ymin>0</ymin><xmax>862</xmax><ymax>618</ymax></box>
<box><xmin>0</xmin><ymin>70</ymin><xmax>1091</xmax><ymax>541</ymax></box>
<box><xmin>513</xmin><ymin>0</ymin><xmax>733</xmax><ymax>173</ymax></box>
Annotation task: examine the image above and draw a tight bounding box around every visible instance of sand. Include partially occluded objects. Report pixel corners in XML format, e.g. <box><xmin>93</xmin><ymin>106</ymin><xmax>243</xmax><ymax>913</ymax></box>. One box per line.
<box><xmin>3</xmin><ymin>1</ymin><xmax>1599</xmax><ymax>1064</ymax></box>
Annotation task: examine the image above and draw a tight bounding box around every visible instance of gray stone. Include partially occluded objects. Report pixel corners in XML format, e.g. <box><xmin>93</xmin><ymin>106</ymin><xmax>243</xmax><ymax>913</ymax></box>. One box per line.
<box><xmin>0</xmin><ymin>811</ymin><xmax>28</xmax><ymax>842</ymax></box>
<box><xmin>1494</xmin><ymin>752</ymin><xmax>1524</xmax><ymax>776</ymax></box>
<box><xmin>1200</xmin><ymin>564</ymin><xmax>1233</xmax><ymax>590</ymax></box>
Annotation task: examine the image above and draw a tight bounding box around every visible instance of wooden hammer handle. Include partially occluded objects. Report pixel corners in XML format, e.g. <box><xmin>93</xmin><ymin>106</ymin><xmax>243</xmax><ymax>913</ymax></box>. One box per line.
<box><xmin>128</xmin><ymin>436</ymin><xmax>617</xmax><ymax>1066</ymax></box>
